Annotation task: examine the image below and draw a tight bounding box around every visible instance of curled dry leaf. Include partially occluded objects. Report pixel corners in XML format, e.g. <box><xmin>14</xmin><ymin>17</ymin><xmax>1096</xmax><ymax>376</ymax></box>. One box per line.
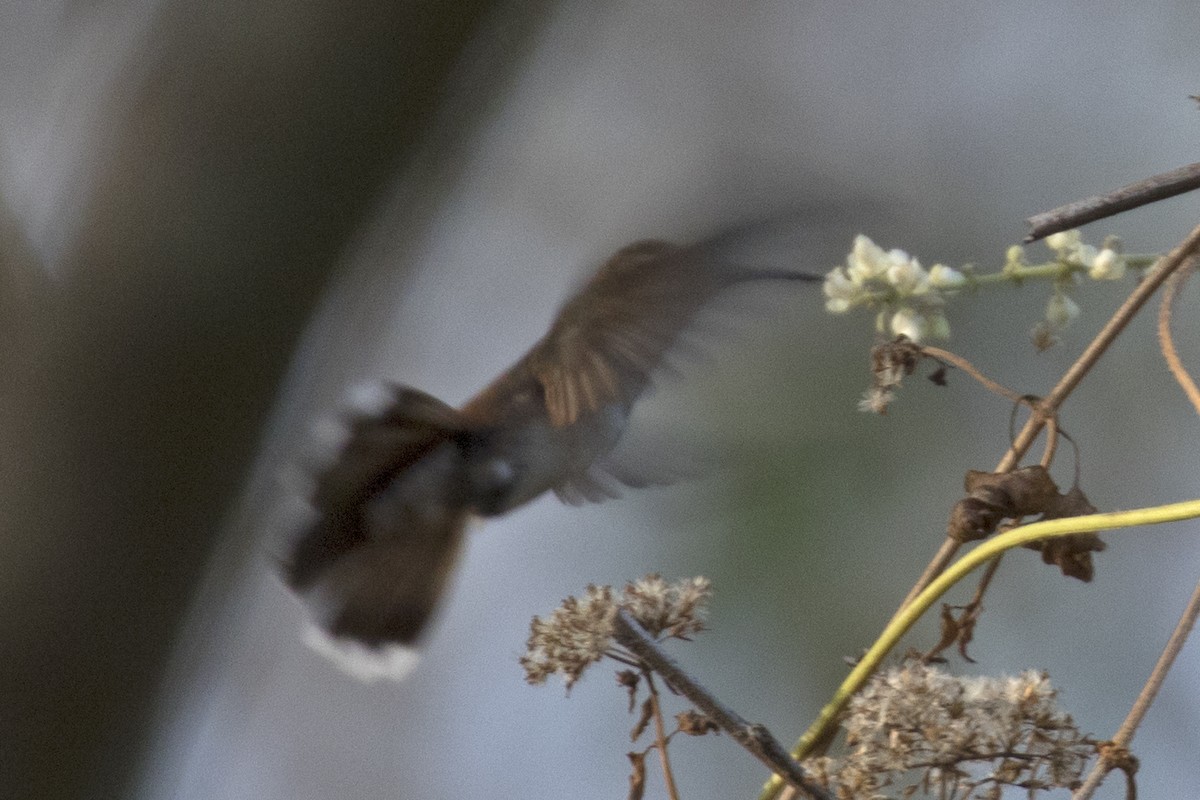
<box><xmin>1023</xmin><ymin>485</ymin><xmax>1106</xmax><ymax>582</ymax></box>
<box><xmin>947</xmin><ymin>465</ymin><xmax>1060</xmax><ymax>542</ymax></box>
<box><xmin>617</xmin><ymin>669</ymin><xmax>640</xmax><ymax>713</ymax></box>
<box><xmin>947</xmin><ymin>467</ymin><xmax>1106</xmax><ymax>581</ymax></box>
<box><xmin>675</xmin><ymin>710</ymin><xmax>720</xmax><ymax>737</ymax></box>
<box><xmin>626</xmin><ymin>750</ymin><xmax>647</xmax><ymax>800</ymax></box>
<box><xmin>631</xmin><ymin>696</ymin><xmax>655</xmax><ymax>743</ymax></box>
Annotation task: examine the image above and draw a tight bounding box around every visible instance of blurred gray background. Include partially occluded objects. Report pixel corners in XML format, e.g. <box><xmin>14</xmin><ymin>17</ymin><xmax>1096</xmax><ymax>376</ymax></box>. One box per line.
<box><xmin>1</xmin><ymin>1</ymin><xmax>1198</xmax><ymax>799</ymax></box>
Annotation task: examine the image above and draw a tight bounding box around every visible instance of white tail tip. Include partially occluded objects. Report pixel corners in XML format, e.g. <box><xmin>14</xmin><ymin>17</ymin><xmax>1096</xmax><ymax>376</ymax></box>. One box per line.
<box><xmin>303</xmin><ymin>624</ymin><xmax>422</xmax><ymax>683</ymax></box>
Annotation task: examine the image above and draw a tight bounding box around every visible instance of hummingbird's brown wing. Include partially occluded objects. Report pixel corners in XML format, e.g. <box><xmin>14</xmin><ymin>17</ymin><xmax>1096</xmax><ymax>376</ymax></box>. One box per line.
<box><xmin>520</xmin><ymin>236</ymin><xmax>818</xmax><ymax>504</ymax></box>
<box><xmin>524</xmin><ymin>239</ymin><xmax>738</xmax><ymax>429</ymax></box>
<box><xmin>526</xmin><ymin>236</ymin><xmax>821</xmax><ymax>429</ymax></box>
<box><xmin>282</xmin><ymin>384</ymin><xmax>471</xmax><ymax>671</ymax></box>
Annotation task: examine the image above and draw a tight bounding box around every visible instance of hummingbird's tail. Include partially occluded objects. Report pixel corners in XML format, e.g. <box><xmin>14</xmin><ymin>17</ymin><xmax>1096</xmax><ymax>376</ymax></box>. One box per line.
<box><xmin>280</xmin><ymin>382</ymin><xmax>472</xmax><ymax>681</ymax></box>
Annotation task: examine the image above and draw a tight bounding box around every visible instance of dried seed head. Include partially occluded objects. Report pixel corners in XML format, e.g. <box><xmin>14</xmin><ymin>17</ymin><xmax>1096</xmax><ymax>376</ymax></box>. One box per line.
<box><xmin>520</xmin><ymin>584</ymin><xmax>617</xmax><ymax>689</ymax></box>
<box><xmin>805</xmin><ymin>662</ymin><xmax>1096</xmax><ymax>799</ymax></box>
<box><xmin>521</xmin><ymin>575</ymin><xmax>712</xmax><ymax>689</ymax></box>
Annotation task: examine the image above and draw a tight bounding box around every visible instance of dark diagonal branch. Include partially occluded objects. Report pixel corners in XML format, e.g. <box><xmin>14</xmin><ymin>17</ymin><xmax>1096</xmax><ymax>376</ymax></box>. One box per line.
<box><xmin>612</xmin><ymin>610</ymin><xmax>832</xmax><ymax>800</ymax></box>
<box><xmin>1025</xmin><ymin>162</ymin><xmax>1200</xmax><ymax>242</ymax></box>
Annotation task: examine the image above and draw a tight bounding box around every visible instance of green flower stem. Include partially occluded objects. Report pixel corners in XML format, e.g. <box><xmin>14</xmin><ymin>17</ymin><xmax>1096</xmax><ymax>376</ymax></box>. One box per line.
<box><xmin>842</xmin><ymin>255</ymin><xmax>1158</xmax><ymax>309</ymax></box>
<box><xmin>757</xmin><ymin>496</ymin><xmax>1200</xmax><ymax>800</ymax></box>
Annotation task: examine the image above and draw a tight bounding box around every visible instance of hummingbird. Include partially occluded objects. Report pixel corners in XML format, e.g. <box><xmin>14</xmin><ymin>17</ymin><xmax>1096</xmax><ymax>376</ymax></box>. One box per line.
<box><xmin>281</xmin><ymin>230</ymin><xmax>821</xmax><ymax>680</ymax></box>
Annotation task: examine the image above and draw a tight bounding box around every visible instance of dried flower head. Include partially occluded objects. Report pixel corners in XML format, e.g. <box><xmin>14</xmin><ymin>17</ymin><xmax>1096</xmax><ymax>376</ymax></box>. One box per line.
<box><xmin>620</xmin><ymin>573</ymin><xmax>711</xmax><ymax>639</ymax></box>
<box><xmin>804</xmin><ymin>662</ymin><xmax>1096</xmax><ymax>799</ymax></box>
<box><xmin>521</xmin><ymin>575</ymin><xmax>712</xmax><ymax>689</ymax></box>
<box><xmin>520</xmin><ymin>583</ymin><xmax>617</xmax><ymax>689</ymax></box>
<box><xmin>859</xmin><ymin>336</ymin><xmax>923</xmax><ymax>414</ymax></box>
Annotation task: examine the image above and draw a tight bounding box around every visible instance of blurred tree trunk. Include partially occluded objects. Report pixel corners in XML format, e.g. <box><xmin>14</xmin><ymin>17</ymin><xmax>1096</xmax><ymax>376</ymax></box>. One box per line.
<box><xmin>0</xmin><ymin>2</ymin><xmax>536</xmax><ymax>796</ymax></box>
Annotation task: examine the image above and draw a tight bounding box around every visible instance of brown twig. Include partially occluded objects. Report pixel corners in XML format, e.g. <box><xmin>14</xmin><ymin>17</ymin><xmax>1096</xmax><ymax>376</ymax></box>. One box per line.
<box><xmin>1025</xmin><ymin>162</ymin><xmax>1200</xmax><ymax>242</ymax></box>
<box><xmin>968</xmin><ymin>548</ymin><xmax>1004</xmax><ymax>608</ymax></box>
<box><xmin>1001</xmin><ymin>220</ymin><xmax>1200</xmax><ymax>466</ymax></box>
<box><xmin>919</xmin><ymin>345</ymin><xmax>1027</xmax><ymax>404</ymax></box>
<box><xmin>644</xmin><ymin>674</ymin><xmax>684</xmax><ymax>800</ymax></box>
<box><xmin>1072</xmin><ymin>578</ymin><xmax>1200</xmax><ymax>800</ymax></box>
<box><xmin>1039</xmin><ymin>416</ymin><xmax>1060</xmax><ymax>468</ymax></box>
<box><xmin>611</xmin><ymin>610</ymin><xmax>832</xmax><ymax>800</ymax></box>
<box><xmin>1156</xmin><ymin>255</ymin><xmax>1200</xmax><ymax>415</ymax></box>
<box><xmin>922</xmin><ymin>347</ymin><xmax>1064</xmax><ymax>470</ymax></box>
<box><xmin>898</xmin><ymin>220</ymin><xmax>1200</xmax><ymax>612</ymax></box>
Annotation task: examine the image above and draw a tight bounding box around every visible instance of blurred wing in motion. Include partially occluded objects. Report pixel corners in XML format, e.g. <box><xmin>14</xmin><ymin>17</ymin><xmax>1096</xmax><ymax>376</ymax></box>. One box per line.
<box><xmin>524</xmin><ymin>240</ymin><xmax>724</xmax><ymax>428</ymax></box>
<box><xmin>524</xmin><ymin>237</ymin><xmax>820</xmax><ymax>429</ymax></box>
<box><xmin>521</xmin><ymin>234</ymin><xmax>819</xmax><ymax>503</ymax></box>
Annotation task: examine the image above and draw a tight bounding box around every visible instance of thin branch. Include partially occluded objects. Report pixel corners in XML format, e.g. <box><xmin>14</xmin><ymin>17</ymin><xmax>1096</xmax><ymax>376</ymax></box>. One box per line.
<box><xmin>1072</xmin><ymin>577</ymin><xmax>1200</xmax><ymax>800</ymax></box>
<box><xmin>644</xmin><ymin>673</ymin><xmax>684</xmax><ymax>800</ymax></box>
<box><xmin>1001</xmin><ymin>220</ymin><xmax>1200</xmax><ymax>467</ymax></box>
<box><xmin>924</xmin><ymin>347</ymin><xmax>1063</xmax><ymax>467</ymax></box>
<box><xmin>1025</xmin><ymin>162</ymin><xmax>1200</xmax><ymax>242</ymax></box>
<box><xmin>898</xmin><ymin>219</ymin><xmax>1200</xmax><ymax>612</ymax></box>
<box><xmin>1156</xmin><ymin>255</ymin><xmax>1200</xmax><ymax>416</ymax></box>
<box><xmin>1039</xmin><ymin>415</ymin><xmax>1060</xmax><ymax>469</ymax></box>
<box><xmin>610</xmin><ymin>610</ymin><xmax>833</xmax><ymax>800</ymax></box>
<box><xmin>965</xmin><ymin>546</ymin><xmax>1003</xmax><ymax>613</ymax></box>
<box><xmin>919</xmin><ymin>345</ymin><xmax>1027</xmax><ymax>404</ymax></box>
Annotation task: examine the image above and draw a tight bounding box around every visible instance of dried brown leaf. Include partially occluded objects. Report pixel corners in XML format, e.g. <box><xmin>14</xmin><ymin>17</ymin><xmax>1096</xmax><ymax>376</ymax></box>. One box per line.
<box><xmin>1024</xmin><ymin>485</ymin><xmax>1106</xmax><ymax>581</ymax></box>
<box><xmin>626</xmin><ymin>751</ymin><xmax>647</xmax><ymax>800</ymax></box>
<box><xmin>675</xmin><ymin>710</ymin><xmax>720</xmax><ymax>736</ymax></box>
<box><xmin>948</xmin><ymin>466</ymin><xmax>1060</xmax><ymax>541</ymax></box>
<box><xmin>630</xmin><ymin>696</ymin><xmax>654</xmax><ymax>742</ymax></box>
<box><xmin>617</xmin><ymin>670</ymin><xmax>640</xmax><ymax>713</ymax></box>
<box><xmin>923</xmin><ymin>604</ymin><xmax>980</xmax><ymax>664</ymax></box>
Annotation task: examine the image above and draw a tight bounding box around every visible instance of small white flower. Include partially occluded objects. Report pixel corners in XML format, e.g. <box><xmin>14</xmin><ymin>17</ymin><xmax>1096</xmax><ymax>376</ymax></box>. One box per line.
<box><xmin>890</xmin><ymin>307</ymin><xmax>927</xmax><ymax>341</ymax></box>
<box><xmin>886</xmin><ymin>256</ymin><xmax>930</xmax><ymax>294</ymax></box>
<box><xmin>823</xmin><ymin>266</ymin><xmax>858</xmax><ymax>298</ymax></box>
<box><xmin>847</xmin><ymin>235</ymin><xmax>890</xmax><ymax>282</ymax></box>
<box><xmin>926</xmin><ymin>311</ymin><xmax>951</xmax><ymax>340</ymax></box>
<box><xmin>825</xmin><ymin>297</ymin><xmax>852</xmax><ymax>313</ymax></box>
<box><xmin>928</xmin><ymin>263</ymin><xmax>966</xmax><ymax>289</ymax></box>
<box><xmin>1074</xmin><ymin>243</ymin><xmax>1099</xmax><ymax>267</ymax></box>
<box><xmin>886</xmin><ymin>247</ymin><xmax>913</xmax><ymax>268</ymax></box>
<box><xmin>1045</xmin><ymin>292</ymin><xmax>1080</xmax><ymax>328</ymax></box>
<box><xmin>1044</xmin><ymin>230</ymin><xmax>1082</xmax><ymax>254</ymax></box>
<box><xmin>1004</xmin><ymin>245</ymin><xmax>1026</xmax><ymax>270</ymax></box>
<box><xmin>1088</xmin><ymin>247</ymin><xmax>1125</xmax><ymax>280</ymax></box>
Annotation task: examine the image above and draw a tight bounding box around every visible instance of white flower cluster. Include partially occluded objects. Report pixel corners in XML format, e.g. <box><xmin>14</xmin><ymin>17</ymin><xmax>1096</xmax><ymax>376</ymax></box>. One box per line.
<box><xmin>824</xmin><ymin>235</ymin><xmax>967</xmax><ymax>342</ymax></box>
<box><xmin>1022</xmin><ymin>230</ymin><xmax>1128</xmax><ymax>350</ymax></box>
<box><xmin>1043</xmin><ymin>229</ymin><xmax>1126</xmax><ymax>280</ymax></box>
